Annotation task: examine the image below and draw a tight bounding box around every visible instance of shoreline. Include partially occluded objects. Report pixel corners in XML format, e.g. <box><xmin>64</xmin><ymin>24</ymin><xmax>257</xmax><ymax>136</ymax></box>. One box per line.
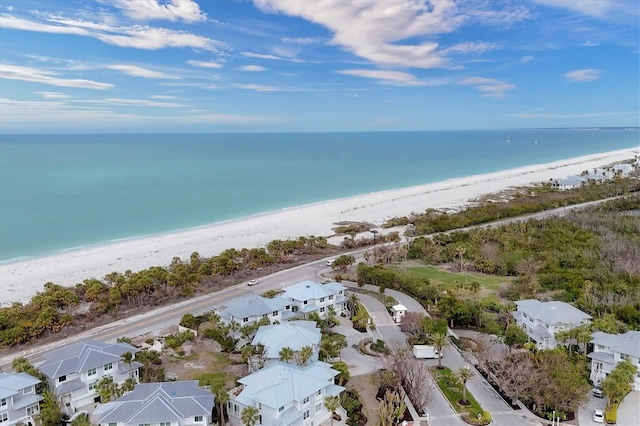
<box><xmin>1</xmin><ymin>147</ymin><xmax>638</xmax><ymax>307</ymax></box>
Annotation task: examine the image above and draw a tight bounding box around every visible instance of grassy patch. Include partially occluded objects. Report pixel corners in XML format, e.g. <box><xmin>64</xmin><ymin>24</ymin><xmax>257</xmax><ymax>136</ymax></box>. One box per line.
<box><xmin>406</xmin><ymin>266</ymin><xmax>509</xmax><ymax>292</ymax></box>
<box><xmin>183</xmin><ymin>352</ymin><xmax>235</xmax><ymax>389</ymax></box>
<box><xmin>430</xmin><ymin>367</ymin><xmax>483</xmax><ymax>415</ymax></box>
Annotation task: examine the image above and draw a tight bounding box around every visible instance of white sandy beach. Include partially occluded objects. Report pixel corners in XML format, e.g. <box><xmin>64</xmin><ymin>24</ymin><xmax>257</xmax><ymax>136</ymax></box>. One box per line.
<box><xmin>1</xmin><ymin>147</ymin><xmax>638</xmax><ymax>307</ymax></box>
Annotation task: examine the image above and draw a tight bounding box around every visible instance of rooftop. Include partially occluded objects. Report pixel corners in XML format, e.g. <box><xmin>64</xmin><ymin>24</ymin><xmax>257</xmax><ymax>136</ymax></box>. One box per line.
<box><xmin>514</xmin><ymin>299</ymin><xmax>591</xmax><ymax>326</ymax></box>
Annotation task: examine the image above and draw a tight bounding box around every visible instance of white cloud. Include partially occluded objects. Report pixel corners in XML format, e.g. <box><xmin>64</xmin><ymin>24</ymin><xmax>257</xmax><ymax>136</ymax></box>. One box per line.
<box><xmin>187</xmin><ymin>60</ymin><xmax>223</xmax><ymax>68</ymax></box>
<box><xmin>109</xmin><ymin>0</ymin><xmax>206</xmax><ymax>23</ymax></box>
<box><xmin>239</xmin><ymin>65</ymin><xmax>267</xmax><ymax>72</ymax></box>
<box><xmin>108</xmin><ymin>64</ymin><xmax>179</xmax><ymax>79</ymax></box>
<box><xmin>0</xmin><ymin>13</ymin><xmax>220</xmax><ymax>51</ymax></box>
<box><xmin>532</xmin><ymin>0</ymin><xmax>637</xmax><ymax>19</ymax></box>
<box><xmin>36</xmin><ymin>91</ymin><xmax>71</xmax><ymax>99</ymax></box>
<box><xmin>442</xmin><ymin>41</ymin><xmax>498</xmax><ymax>55</ymax></box>
<box><xmin>150</xmin><ymin>95</ymin><xmax>177</xmax><ymax>100</ymax></box>
<box><xmin>254</xmin><ymin>0</ymin><xmax>461</xmax><ymax>69</ymax></box>
<box><xmin>458</xmin><ymin>76</ymin><xmax>515</xmax><ymax>98</ymax></box>
<box><xmin>0</xmin><ymin>64</ymin><xmax>113</xmax><ymax>90</ymax></box>
<box><xmin>564</xmin><ymin>68</ymin><xmax>602</xmax><ymax>82</ymax></box>
<box><xmin>581</xmin><ymin>41</ymin><xmax>598</xmax><ymax>47</ymax></box>
<box><xmin>100</xmin><ymin>98</ymin><xmax>188</xmax><ymax>107</ymax></box>
<box><xmin>282</xmin><ymin>36</ymin><xmax>324</xmax><ymax>45</ymax></box>
<box><xmin>513</xmin><ymin>109</ymin><xmax>629</xmax><ymax>119</ymax></box>
<box><xmin>337</xmin><ymin>69</ymin><xmax>426</xmax><ymax>86</ymax></box>
<box><xmin>520</xmin><ymin>55</ymin><xmax>534</xmax><ymax>63</ymax></box>
<box><xmin>242</xmin><ymin>52</ymin><xmax>283</xmax><ymax>60</ymax></box>
<box><xmin>232</xmin><ymin>83</ymin><xmax>278</xmax><ymax>92</ymax></box>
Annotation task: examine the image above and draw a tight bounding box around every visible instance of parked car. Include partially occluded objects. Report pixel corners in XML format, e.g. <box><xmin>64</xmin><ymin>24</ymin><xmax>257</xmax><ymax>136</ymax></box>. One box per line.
<box><xmin>593</xmin><ymin>409</ymin><xmax>605</xmax><ymax>423</ymax></box>
<box><xmin>247</xmin><ymin>279</ymin><xmax>260</xmax><ymax>286</ymax></box>
<box><xmin>326</xmin><ymin>259</ymin><xmax>335</xmax><ymax>266</ymax></box>
<box><xmin>593</xmin><ymin>385</ymin><xmax>604</xmax><ymax>398</ymax></box>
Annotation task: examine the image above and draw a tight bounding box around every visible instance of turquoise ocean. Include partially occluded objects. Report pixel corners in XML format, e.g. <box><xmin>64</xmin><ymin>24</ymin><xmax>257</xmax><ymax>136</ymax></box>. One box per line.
<box><xmin>0</xmin><ymin>129</ymin><xmax>638</xmax><ymax>262</ymax></box>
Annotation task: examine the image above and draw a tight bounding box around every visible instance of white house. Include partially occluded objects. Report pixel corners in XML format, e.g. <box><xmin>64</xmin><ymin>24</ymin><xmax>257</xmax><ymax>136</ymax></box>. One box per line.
<box><xmin>281</xmin><ymin>281</ymin><xmax>347</xmax><ymax>318</ymax></box>
<box><xmin>251</xmin><ymin>321</ymin><xmax>321</xmax><ymax>368</ymax></box>
<box><xmin>227</xmin><ymin>361</ymin><xmax>345</xmax><ymax>426</ymax></box>
<box><xmin>0</xmin><ymin>372</ymin><xmax>43</xmax><ymax>426</ymax></box>
<box><xmin>217</xmin><ymin>294</ymin><xmax>294</xmax><ymax>330</ymax></box>
<box><xmin>91</xmin><ymin>381</ymin><xmax>214</xmax><ymax>426</ymax></box>
<box><xmin>390</xmin><ymin>304</ymin><xmax>407</xmax><ymax>323</ymax></box>
<box><xmin>511</xmin><ymin>299</ymin><xmax>592</xmax><ymax>350</ymax></box>
<box><xmin>37</xmin><ymin>340</ymin><xmax>141</xmax><ymax>415</ymax></box>
<box><xmin>588</xmin><ymin>331</ymin><xmax>640</xmax><ymax>390</ymax></box>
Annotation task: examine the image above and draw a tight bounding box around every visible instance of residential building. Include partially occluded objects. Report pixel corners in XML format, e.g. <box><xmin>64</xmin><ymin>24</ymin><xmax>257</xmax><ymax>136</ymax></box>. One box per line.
<box><xmin>511</xmin><ymin>299</ymin><xmax>592</xmax><ymax>350</ymax></box>
<box><xmin>251</xmin><ymin>321</ymin><xmax>321</xmax><ymax>368</ymax></box>
<box><xmin>37</xmin><ymin>340</ymin><xmax>141</xmax><ymax>414</ymax></box>
<box><xmin>91</xmin><ymin>381</ymin><xmax>214</xmax><ymax>426</ymax></box>
<box><xmin>588</xmin><ymin>331</ymin><xmax>640</xmax><ymax>390</ymax></box>
<box><xmin>227</xmin><ymin>361</ymin><xmax>345</xmax><ymax>426</ymax></box>
<box><xmin>217</xmin><ymin>294</ymin><xmax>294</xmax><ymax>330</ymax></box>
<box><xmin>281</xmin><ymin>281</ymin><xmax>347</xmax><ymax>318</ymax></box>
<box><xmin>0</xmin><ymin>372</ymin><xmax>43</xmax><ymax>426</ymax></box>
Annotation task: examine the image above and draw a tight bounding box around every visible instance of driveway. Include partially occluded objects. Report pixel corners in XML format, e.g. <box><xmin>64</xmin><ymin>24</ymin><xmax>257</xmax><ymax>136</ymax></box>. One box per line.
<box><xmin>578</xmin><ymin>390</ymin><xmax>639</xmax><ymax>426</ymax></box>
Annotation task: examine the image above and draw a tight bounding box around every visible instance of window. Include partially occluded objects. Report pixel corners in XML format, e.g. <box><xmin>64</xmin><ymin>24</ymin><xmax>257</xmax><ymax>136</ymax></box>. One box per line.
<box><xmin>194</xmin><ymin>416</ymin><xmax>203</xmax><ymax>422</ymax></box>
<box><xmin>22</xmin><ymin>385</ymin><xmax>34</xmax><ymax>394</ymax></box>
<box><xmin>259</xmin><ymin>415</ymin><xmax>262</xmax><ymax>424</ymax></box>
<box><xmin>303</xmin><ymin>410</ymin><xmax>310</xmax><ymax>420</ymax></box>
<box><xmin>88</xmin><ymin>381</ymin><xmax>97</xmax><ymax>391</ymax></box>
<box><xmin>303</xmin><ymin>397</ymin><xmax>309</xmax><ymax>404</ymax></box>
<box><xmin>234</xmin><ymin>404</ymin><xmax>239</xmax><ymax>413</ymax></box>
<box><xmin>338</xmin><ymin>291</ymin><xmax>343</xmax><ymax>295</ymax></box>
<box><xmin>58</xmin><ymin>375</ymin><xmax>67</xmax><ymax>383</ymax></box>
<box><xmin>104</xmin><ymin>362</ymin><xmax>113</xmax><ymax>371</ymax></box>
<box><xmin>0</xmin><ymin>413</ymin><xmax>8</xmax><ymax>423</ymax></box>
<box><xmin>286</xmin><ymin>305</ymin><xmax>291</xmax><ymax>311</ymax></box>
<box><xmin>87</xmin><ymin>367</ymin><xmax>97</xmax><ymax>376</ymax></box>
<box><xmin>319</xmin><ymin>297</ymin><xmax>325</xmax><ymax>303</ymax></box>
<box><xmin>328</xmin><ymin>295</ymin><xmax>333</xmax><ymax>300</ymax></box>
<box><xmin>0</xmin><ymin>398</ymin><xmax>5</xmax><ymax>407</ymax></box>
<box><xmin>243</xmin><ymin>317</ymin><xmax>249</xmax><ymax>323</ymax></box>
<box><xmin>27</xmin><ymin>405</ymin><xmax>39</xmax><ymax>416</ymax></box>
<box><xmin>594</xmin><ymin>362</ymin><xmax>603</xmax><ymax>371</ymax></box>
<box><xmin>109</xmin><ymin>423</ymin><xmax>117</xmax><ymax>426</ymax></box>
<box><xmin>258</xmin><ymin>403</ymin><xmax>262</xmax><ymax>410</ymax></box>
<box><xmin>316</xmin><ymin>403</ymin><xmax>322</xmax><ymax>412</ymax></box>
<box><xmin>303</xmin><ymin>300</ymin><xmax>308</xmax><ymax>305</ymax></box>
<box><xmin>320</xmin><ymin>307</ymin><xmax>325</xmax><ymax>313</ymax></box>
<box><xmin>160</xmin><ymin>422</ymin><xmax>171</xmax><ymax>426</ymax></box>
<box><xmin>621</xmin><ymin>353</ymin><xmax>629</xmax><ymax>360</ymax></box>
<box><xmin>272</xmin><ymin>311</ymin><xmax>278</xmax><ymax>317</ymax></box>
<box><xmin>279</xmin><ymin>406</ymin><xmax>284</xmax><ymax>413</ymax></box>
<box><xmin>317</xmin><ymin>390</ymin><xmax>322</xmax><ymax>396</ymax></box>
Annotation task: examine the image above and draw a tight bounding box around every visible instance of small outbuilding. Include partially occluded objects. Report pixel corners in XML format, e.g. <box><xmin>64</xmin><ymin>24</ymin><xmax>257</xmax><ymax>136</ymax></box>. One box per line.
<box><xmin>390</xmin><ymin>303</ymin><xmax>407</xmax><ymax>323</ymax></box>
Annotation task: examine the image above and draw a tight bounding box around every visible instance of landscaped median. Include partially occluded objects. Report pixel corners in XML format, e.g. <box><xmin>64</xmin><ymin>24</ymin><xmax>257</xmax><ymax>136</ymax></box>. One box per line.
<box><xmin>429</xmin><ymin>366</ymin><xmax>491</xmax><ymax>426</ymax></box>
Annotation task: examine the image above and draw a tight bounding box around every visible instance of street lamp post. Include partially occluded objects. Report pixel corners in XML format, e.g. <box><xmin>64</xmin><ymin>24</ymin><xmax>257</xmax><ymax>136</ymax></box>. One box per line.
<box><xmin>371</xmin><ymin>229</ymin><xmax>378</xmax><ymax>257</ymax></box>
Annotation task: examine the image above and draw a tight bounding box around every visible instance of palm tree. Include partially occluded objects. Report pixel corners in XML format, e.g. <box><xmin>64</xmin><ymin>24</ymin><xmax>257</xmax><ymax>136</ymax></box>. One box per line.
<box><xmin>279</xmin><ymin>347</ymin><xmax>294</xmax><ymax>363</ymax></box>
<box><xmin>228</xmin><ymin>320</ymin><xmax>240</xmax><ymax>338</ymax></box>
<box><xmin>120</xmin><ymin>351</ymin><xmax>133</xmax><ymax>372</ymax></box>
<box><xmin>346</xmin><ymin>293</ymin><xmax>359</xmax><ymax>317</ymax></box>
<box><xmin>324</xmin><ymin>396</ymin><xmax>341</xmax><ymax>426</ymax></box>
<box><xmin>456</xmin><ymin>366</ymin><xmax>474</xmax><ymax>405</ymax></box>
<box><xmin>214</xmin><ymin>386</ymin><xmax>229</xmax><ymax>426</ymax></box>
<box><xmin>429</xmin><ymin>332</ymin><xmax>450</xmax><ymax>369</ymax></box>
<box><xmin>296</xmin><ymin>345</ymin><xmax>314</xmax><ymax>366</ymax></box>
<box><xmin>240</xmin><ymin>406</ymin><xmax>260</xmax><ymax>426</ymax></box>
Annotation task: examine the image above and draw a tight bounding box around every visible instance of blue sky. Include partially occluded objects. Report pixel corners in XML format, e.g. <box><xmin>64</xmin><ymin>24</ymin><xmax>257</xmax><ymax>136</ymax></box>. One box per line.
<box><xmin>1</xmin><ymin>0</ymin><xmax>638</xmax><ymax>133</ymax></box>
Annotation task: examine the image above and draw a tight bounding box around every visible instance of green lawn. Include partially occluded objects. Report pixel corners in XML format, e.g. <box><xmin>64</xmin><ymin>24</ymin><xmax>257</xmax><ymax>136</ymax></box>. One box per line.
<box><xmin>430</xmin><ymin>366</ymin><xmax>488</xmax><ymax>424</ymax></box>
<box><xmin>406</xmin><ymin>265</ymin><xmax>509</xmax><ymax>292</ymax></box>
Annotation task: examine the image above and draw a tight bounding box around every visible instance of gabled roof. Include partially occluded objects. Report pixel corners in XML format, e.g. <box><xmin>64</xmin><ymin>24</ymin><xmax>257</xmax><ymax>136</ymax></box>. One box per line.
<box><xmin>92</xmin><ymin>381</ymin><xmax>213</xmax><ymax>425</ymax></box>
<box><xmin>0</xmin><ymin>372</ymin><xmax>41</xmax><ymax>399</ymax></box>
<box><xmin>591</xmin><ymin>331</ymin><xmax>640</xmax><ymax>359</ymax></box>
<box><xmin>234</xmin><ymin>361</ymin><xmax>344</xmax><ymax>409</ymax></box>
<box><xmin>219</xmin><ymin>294</ymin><xmax>287</xmax><ymax>321</ymax></box>
<box><xmin>282</xmin><ymin>281</ymin><xmax>346</xmax><ymax>302</ymax></box>
<box><xmin>251</xmin><ymin>321</ymin><xmax>321</xmax><ymax>358</ymax></box>
<box><xmin>514</xmin><ymin>299</ymin><xmax>591</xmax><ymax>326</ymax></box>
<box><xmin>38</xmin><ymin>339</ymin><xmax>140</xmax><ymax>379</ymax></box>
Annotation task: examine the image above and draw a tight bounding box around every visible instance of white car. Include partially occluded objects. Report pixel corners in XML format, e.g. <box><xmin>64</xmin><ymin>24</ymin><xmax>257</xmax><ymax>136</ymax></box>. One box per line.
<box><xmin>326</xmin><ymin>259</ymin><xmax>335</xmax><ymax>266</ymax></box>
<box><xmin>593</xmin><ymin>409</ymin><xmax>604</xmax><ymax>423</ymax></box>
<box><xmin>247</xmin><ymin>279</ymin><xmax>260</xmax><ymax>286</ymax></box>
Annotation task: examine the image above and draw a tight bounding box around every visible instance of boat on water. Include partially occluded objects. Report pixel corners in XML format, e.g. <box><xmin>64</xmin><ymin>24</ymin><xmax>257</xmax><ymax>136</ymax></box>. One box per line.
<box><xmin>506</xmin><ymin>136</ymin><xmax>511</xmax><ymax>143</ymax></box>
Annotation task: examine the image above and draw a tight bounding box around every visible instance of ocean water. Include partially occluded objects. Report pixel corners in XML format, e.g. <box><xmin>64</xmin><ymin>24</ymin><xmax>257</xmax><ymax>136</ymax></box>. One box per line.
<box><xmin>0</xmin><ymin>129</ymin><xmax>638</xmax><ymax>262</ymax></box>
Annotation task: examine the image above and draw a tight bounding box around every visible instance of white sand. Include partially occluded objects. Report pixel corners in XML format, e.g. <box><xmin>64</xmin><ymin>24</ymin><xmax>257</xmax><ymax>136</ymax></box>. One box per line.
<box><xmin>1</xmin><ymin>147</ymin><xmax>637</xmax><ymax>307</ymax></box>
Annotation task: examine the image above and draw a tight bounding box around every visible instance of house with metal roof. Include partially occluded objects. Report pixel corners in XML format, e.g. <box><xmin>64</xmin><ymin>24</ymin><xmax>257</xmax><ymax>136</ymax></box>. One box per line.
<box><xmin>37</xmin><ymin>340</ymin><xmax>141</xmax><ymax>415</ymax></box>
<box><xmin>0</xmin><ymin>372</ymin><xmax>43</xmax><ymax>426</ymax></box>
<box><xmin>91</xmin><ymin>381</ymin><xmax>214</xmax><ymax>426</ymax></box>
<box><xmin>511</xmin><ymin>299</ymin><xmax>592</xmax><ymax>350</ymax></box>
<box><xmin>227</xmin><ymin>361</ymin><xmax>345</xmax><ymax>426</ymax></box>
<box><xmin>217</xmin><ymin>294</ymin><xmax>294</xmax><ymax>331</ymax></box>
<box><xmin>281</xmin><ymin>281</ymin><xmax>347</xmax><ymax>318</ymax></box>
<box><xmin>251</xmin><ymin>321</ymin><xmax>321</xmax><ymax>367</ymax></box>
<box><xmin>588</xmin><ymin>331</ymin><xmax>640</xmax><ymax>390</ymax></box>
